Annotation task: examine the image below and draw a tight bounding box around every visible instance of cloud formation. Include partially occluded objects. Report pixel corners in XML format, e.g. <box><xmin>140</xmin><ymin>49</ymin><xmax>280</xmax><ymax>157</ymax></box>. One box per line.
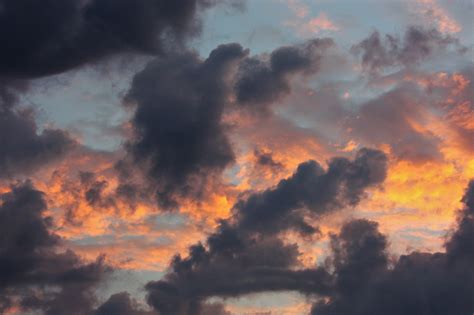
<box><xmin>122</xmin><ymin>38</ymin><xmax>335</xmax><ymax>208</ymax></box>
<box><xmin>352</xmin><ymin>26</ymin><xmax>463</xmax><ymax>73</ymax></box>
<box><xmin>141</xmin><ymin>178</ymin><xmax>474</xmax><ymax>315</ymax></box>
<box><xmin>0</xmin><ymin>0</ymin><xmax>239</xmax><ymax>78</ymax></box>
<box><xmin>0</xmin><ymin>182</ymin><xmax>110</xmax><ymax>314</ymax></box>
<box><xmin>144</xmin><ymin>148</ymin><xmax>387</xmax><ymax>314</ymax></box>
<box><xmin>236</xmin><ymin>38</ymin><xmax>334</xmax><ymax>111</ymax></box>
<box><xmin>0</xmin><ymin>0</ymin><xmax>242</xmax><ymax>180</ymax></box>
<box><xmin>0</xmin><ymin>0</ymin><xmax>472</xmax><ymax>312</ymax></box>
<box><xmin>311</xmin><ymin>179</ymin><xmax>474</xmax><ymax>315</ymax></box>
<box><xmin>124</xmin><ymin>43</ymin><xmax>247</xmax><ymax>208</ymax></box>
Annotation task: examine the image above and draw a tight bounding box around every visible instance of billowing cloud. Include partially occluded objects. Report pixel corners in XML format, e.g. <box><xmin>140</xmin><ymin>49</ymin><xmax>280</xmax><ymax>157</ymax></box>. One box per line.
<box><xmin>0</xmin><ymin>181</ymin><xmax>110</xmax><ymax>314</ymax></box>
<box><xmin>137</xmin><ymin>179</ymin><xmax>473</xmax><ymax>315</ymax></box>
<box><xmin>0</xmin><ymin>0</ymin><xmax>241</xmax><ymax>79</ymax></box>
<box><xmin>122</xmin><ymin>38</ymin><xmax>336</xmax><ymax>208</ymax></box>
<box><xmin>311</xmin><ymin>179</ymin><xmax>474</xmax><ymax>314</ymax></box>
<box><xmin>0</xmin><ymin>79</ymin><xmax>75</xmax><ymax>178</ymax></box>
<box><xmin>143</xmin><ymin>148</ymin><xmax>386</xmax><ymax>314</ymax></box>
<box><xmin>123</xmin><ymin>43</ymin><xmax>248</xmax><ymax>208</ymax></box>
<box><xmin>0</xmin><ymin>0</ymin><xmax>243</xmax><ymax>181</ymax></box>
<box><xmin>235</xmin><ymin>38</ymin><xmax>334</xmax><ymax>111</ymax></box>
<box><xmin>0</xmin><ymin>1</ymin><xmax>473</xmax><ymax>313</ymax></box>
<box><xmin>234</xmin><ymin>148</ymin><xmax>387</xmax><ymax>236</ymax></box>
<box><xmin>0</xmin><ymin>105</ymin><xmax>76</xmax><ymax>178</ymax></box>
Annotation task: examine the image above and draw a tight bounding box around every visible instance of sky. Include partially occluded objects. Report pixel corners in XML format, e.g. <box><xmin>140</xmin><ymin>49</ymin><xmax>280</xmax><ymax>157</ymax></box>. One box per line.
<box><xmin>0</xmin><ymin>0</ymin><xmax>473</xmax><ymax>314</ymax></box>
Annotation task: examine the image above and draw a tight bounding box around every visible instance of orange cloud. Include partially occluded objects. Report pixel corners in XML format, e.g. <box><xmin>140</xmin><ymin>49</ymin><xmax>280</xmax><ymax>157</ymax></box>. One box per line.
<box><xmin>283</xmin><ymin>0</ymin><xmax>339</xmax><ymax>37</ymax></box>
<box><xmin>412</xmin><ymin>0</ymin><xmax>461</xmax><ymax>33</ymax></box>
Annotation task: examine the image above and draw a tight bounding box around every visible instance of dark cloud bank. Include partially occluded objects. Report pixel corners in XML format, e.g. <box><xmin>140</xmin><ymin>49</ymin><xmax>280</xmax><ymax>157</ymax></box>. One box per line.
<box><xmin>143</xmin><ymin>176</ymin><xmax>474</xmax><ymax>315</ymax></box>
<box><xmin>0</xmin><ymin>0</ymin><xmax>231</xmax><ymax>78</ymax></box>
<box><xmin>4</xmin><ymin>170</ymin><xmax>474</xmax><ymax>314</ymax></box>
<box><xmin>0</xmin><ymin>181</ymin><xmax>110</xmax><ymax>314</ymax></box>
<box><xmin>144</xmin><ymin>148</ymin><xmax>388</xmax><ymax>314</ymax></box>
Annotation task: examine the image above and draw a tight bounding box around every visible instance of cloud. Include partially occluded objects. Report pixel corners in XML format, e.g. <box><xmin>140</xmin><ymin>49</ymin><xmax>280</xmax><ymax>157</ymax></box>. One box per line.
<box><xmin>122</xmin><ymin>38</ymin><xmax>335</xmax><ymax>208</ymax></box>
<box><xmin>347</xmin><ymin>85</ymin><xmax>442</xmax><ymax>162</ymax></box>
<box><xmin>93</xmin><ymin>292</ymin><xmax>155</xmax><ymax>315</ymax></box>
<box><xmin>0</xmin><ymin>105</ymin><xmax>76</xmax><ymax>178</ymax></box>
<box><xmin>123</xmin><ymin>43</ymin><xmax>248</xmax><ymax>208</ymax></box>
<box><xmin>283</xmin><ymin>1</ymin><xmax>339</xmax><ymax>37</ymax></box>
<box><xmin>253</xmin><ymin>149</ymin><xmax>284</xmax><ymax>170</ymax></box>
<box><xmin>0</xmin><ymin>0</ymin><xmax>244</xmax><ymax>182</ymax></box>
<box><xmin>0</xmin><ymin>0</ymin><xmax>243</xmax><ymax>181</ymax></box>
<box><xmin>412</xmin><ymin>0</ymin><xmax>461</xmax><ymax>34</ymax></box>
<box><xmin>234</xmin><ymin>148</ymin><xmax>387</xmax><ymax>236</ymax></box>
<box><xmin>143</xmin><ymin>148</ymin><xmax>387</xmax><ymax>314</ymax></box>
<box><xmin>235</xmin><ymin>38</ymin><xmax>334</xmax><ymax>111</ymax></box>
<box><xmin>0</xmin><ymin>181</ymin><xmax>111</xmax><ymax>314</ymax></box>
<box><xmin>141</xmin><ymin>166</ymin><xmax>474</xmax><ymax>315</ymax></box>
<box><xmin>311</xmin><ymin>179</ymin><xmax>474</xmax><ymax>315</ymax></box>
<box><xmin>351</xmin><ymin>26</ymin><xmax>463</xmax><ymax>74</ymax></box>
<box><xmin>0</xmin><ymin>0</ymin><xmax>241</xmax><ymax>79</ymax></box>
<box><xmin>0</xmin><ymin>79</ymin><xmax>76</xmax><ymax>179</ymax></box>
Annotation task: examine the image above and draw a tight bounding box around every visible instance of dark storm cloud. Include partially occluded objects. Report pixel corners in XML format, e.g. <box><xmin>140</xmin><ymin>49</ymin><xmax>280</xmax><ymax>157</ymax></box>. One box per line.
<box><xmin>235</xmin><ymin>148</ymin><xmax>387</xmax><ymax>236</ymax></box>
<box><xmin>0</xmin><ymin>105</ymin><xmax>76</xmax><ymax>178</ymax></box>
<box><xmin>0</xmin><ymin>79</ymin><xmax>76</xmax><ymax>178</ymax></box>
<box><xmin>0</xmin><ymin>0</ymin><xmax>242</xmax><ymax>79</ymax></box>
<box><xmin>122</xmin><ymin>38</ymin><xmax>337</xmax><ymax>208</ymax></box>
<box><xmin>352</xmin><ymin>26</ymin><xmax>463</xmax><ymax>73</ymax></box>
<box><xmin>235</xmin><ymin>38</ymin><xmax>334</xmax><ymax>111</ymax></box>
<box><xmin>310</xmin><ymin>219</ymin><xmax>390</xmax><ymax>314</ymax></box>
<box><xmin>143</xmin><ymin>162</ymin><xmax>474</xmax><ymax>315</ymax></box>
<box><xmin>124</xmin><ymin>43</ymin><xmax>248</xmax><ymax>208</ymax></box>
<box><xmin>146</xmin><ymin>238</ymin><xmax>332</xmax><ymax>315</ymax></box>
<box><xmin>144</xmin><ymin>148</ymin><xmax>386</xmax><ymax>314</ymax></box>
<box><xmin>0</xmin><ymin>0</ymin><xmax>244</xmax><ymax>181</ymax></box>
<box><xmin>0</xmin><ymin>181</ymin><xmax>111</xmax><ymax>314</ymax></box>
<box><xmin>311</xmin><ymin>179</ymin><xmax>474</xmax><ymax>315</ymax></box>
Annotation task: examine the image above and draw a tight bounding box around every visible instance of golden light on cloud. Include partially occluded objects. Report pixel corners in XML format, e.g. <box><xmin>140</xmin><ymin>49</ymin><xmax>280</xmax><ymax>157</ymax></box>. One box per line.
<box><xmin>414</xmin><ymin>0</ymin><xmax>462</xmax><ymax>34</ymax></box>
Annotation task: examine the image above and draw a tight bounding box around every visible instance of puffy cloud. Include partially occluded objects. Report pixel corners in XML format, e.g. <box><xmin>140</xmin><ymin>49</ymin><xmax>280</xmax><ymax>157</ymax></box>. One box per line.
<box><xmin>234</xmin><ymin>148</ymin><xmax>387</xmax><ymax>236</ymax></box>
<box><xmin>0</xmin><ymin>0</ymin><xmax>241</xmax><ymax>79</ymax></box>
<box><xmin>0</xmin><ymin>0</ymin><xmax>244</xmax><ymax>181</ymax></box>
<box><xmin>122</xmin><ymin>38</ymin><xmax>336</xmax><ymax>208</ymax></box>
<box><xmin>0</xmin><ymin>79</ymin><xmax>76</xmax><ymax>178</ymax></box>
<box><xmin>144</xmin><ymin>148</ymin><xmax>386</xmax><ymax>314</ymax></box>
<box><xmin>0</xmin><ymin>105</ymin><xmax>76</xmax><ymax>178</ymax></box>
<box><xmin>235</xmin><ymin>38</ymin><xmax>334</xmax><ymax>111</ymax></box>
<box><xmin>311</xmin><ymin>179</ymin><xmax>474</xmax><ymax>315</ymax></box>
<box><xmin>123</xmin><ymin>43</ymin><xmax>248</xmax><ymax>208</ymax></box>
<box><xmin>0</xmin><ymin>181</ymin><xmax>111</xmax><ymax>314</ymax></box>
